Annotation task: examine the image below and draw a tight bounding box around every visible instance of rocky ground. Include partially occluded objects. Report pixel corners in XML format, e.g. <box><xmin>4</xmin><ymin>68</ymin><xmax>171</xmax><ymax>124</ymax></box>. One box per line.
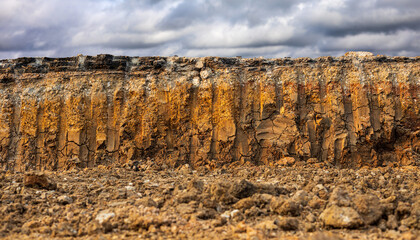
<box><xmin>0</xmin><ymin>161</ymin><xmax>419</xmax><ymax>239</ymax></box>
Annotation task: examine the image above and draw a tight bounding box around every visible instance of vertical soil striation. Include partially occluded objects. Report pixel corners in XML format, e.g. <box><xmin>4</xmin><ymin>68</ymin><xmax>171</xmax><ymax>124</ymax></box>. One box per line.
<box><xmin>0</xmin><ymin>52</ymin><xmax>418</xmax><ymax>171</ymax></box>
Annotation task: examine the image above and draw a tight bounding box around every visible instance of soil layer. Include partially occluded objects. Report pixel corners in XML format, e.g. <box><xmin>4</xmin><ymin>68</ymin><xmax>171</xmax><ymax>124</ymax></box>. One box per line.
<box><xmin>1</xmin><ymin>162</ymin><xmax>419</xmax><ymax>239</ymax></box>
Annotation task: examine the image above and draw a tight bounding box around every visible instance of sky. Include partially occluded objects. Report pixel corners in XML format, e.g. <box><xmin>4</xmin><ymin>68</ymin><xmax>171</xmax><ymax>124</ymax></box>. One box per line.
<box><xmin>0</xmin><ymin>0</ymin><xmax>419</xmax><ymax>59</ymax></box>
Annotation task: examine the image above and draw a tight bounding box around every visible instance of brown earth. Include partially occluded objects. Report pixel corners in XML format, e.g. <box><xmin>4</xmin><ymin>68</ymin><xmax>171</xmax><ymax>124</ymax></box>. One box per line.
<box><xmin>0</xmin><ymin>52</ymin><xmax>419</xmax><ymax>171</ymax></box>
<box><xmin>0</xmin><ymin>162</ymin><xmax>419</xmax><ymax>239</ymax></box>
<box><xmin>0</xmin><ymin>53</ymin><xmax>419</xmax><ymax>239</ymax></box>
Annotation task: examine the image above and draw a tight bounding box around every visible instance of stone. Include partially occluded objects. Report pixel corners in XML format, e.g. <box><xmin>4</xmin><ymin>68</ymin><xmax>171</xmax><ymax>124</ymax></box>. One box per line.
<box><xmin>52</xmin><ymin>222</ymin><xmax>77</xmax><ymax>237</ymax></box>
<box><xmin>221</xmin><ymin>209</ymin><xmax>243</xmax><ymax>221</ymax></box>
<box><xmin>378</xmin><ymin>219</ymin><xmax>387</xmax><ymax>231</ymax></box>
<box><xmin>270</xmin><ymin>196</ymin><xmax>302</xmax><ymax>216</ymax></box>
<box><xmin>195</xmin><ymin>60</ymin><xmax>204</xmax><ymax>69</ymax></box>
<box><xmin>57</xmin><ymin>195</ymin><xmax>73</xmax><ymax>205</ymax></box>
<box><xmin>396</xmin><ymin>202</ymin><xmax>411</xmax><ymax>219</ymax></box>
<box><xmin>313</xmin><ymin>184</ymin><xmax>329</xmax><ymax>200</ymax></box>
<box><xmin>270</xmin><ymin>196</ymin><xmax>286</xmax><ymax>213</ymax></box>
<box><xmin>353</xmin><ymin>194</ymin><xmax>383</xmax><ymax>225</ymax></box>
<box><xmin>344</xmin><ymin>51</ymin><xmax>374</xmax><ymax>58</ymax></box>
<box><xmin>304</xmin><ymin>222</ymin><xmax>316</xmax><ymax>232</ymax></box>
<box><xmin>24</xmin><ymin>172</ymin><xmax>56</xmax><ymax>190</ymax></box>
<box><xmin>386</xmin><ymin>215</ymin><xmax>399</xmax><ymax>230</ymax></box>
<box><xmin>399</xmin><ymin>232</ymin><xmax>417</xmax><ymax>240</ymax></box>
<box><xmin>176</xmin><ymin>203</ymin><xmax>195</xmax><ymax>215</ymax></box>
<box><xmin>187</xmin><ymin>179</ymin><xmax>205</xmax><ymax>192</ymax></box>
<box><xmin>229</xmin><ymin>179</ymin><xmax>255</xmax><ymax>199</ymax></box>
<box><xmin>175</xmin><ymin>190</ymin><xmax>199</xmax><ymax>204</ymax></box>
<box><xmin>256</xmin><ymin>220</ymin><xmax>278</xmax><ymax>230</ymax></box>
<box><xmin>199</xmin><ymin>68</ymin><xmax>212</xmax><ymax>79</ymax></box>
<box><xmin>195</xmin><ymin>208</ymin><xmax>217</xmax><ymax>220</ymax></box>
<box><xmin>306</xmin><ymin>213</ymin><xmax>316</xmax><ymax>223</ymax></box>
<box><xmin>406</xmin><ymin>200</ymin><xmax>420</xmax><ymax>229</ymax></box>
<box><xmin>277</xmin><ymin>157</ymin><xmax>296</xmax><ymax>166</ymax></box>
<box><xmin>278</xmin><ymin>199</ymin><xmax>302</xmax><ymax>216</ymax></box>
<box><xmin>307</xmin><ymin>158</ymin><xmax>318</xmax><ymax>164</ymax></box>
<box><xmin>251</xmin><ymin>193</ymin><xmax>274</xmax><ymax>206</ymax></box>
<box><xmin>211</xmin><ymin>217</ymin><xmax>227</xmax><ymax>227</ymax></box>
<box><xmin>135</xmin><ymin>197</ymin><xmax>158</xmax><ymax>208</ymax></box>
<box><xmin>233</xmin><ymin>197</ymin><xmax>255</xmax><ymax>210</ymax></box>
<box><xmin>124</xmin><ymin>185</ymin><xmax>135</xmax><ymax>191</ymax></box>
<box><xmin>291</xmin><ymin>190</ymin><xmax>311</xmax><ymax>206</ymax></box>
<box><xmin>178</xmin><ymin>164</ymin><xmax>192</xmax><ymax>175</ymax></box>
<box><xmin>410</xmin><ymin>199</ymin><xmax>420</xmax><ymax>217</ymax></box>
<box><xmin>320</xmin><ymin>205</ymin><xmax>364</xmax><ymax>228</ymax></box>
<box><xmin>209</xmin><ymin>182</ymin><xmax>236</xmax><ymax>204</ymax></box>
<box><xmin>274</xmin><ymin>217</ymin><xmax>299</xmax><ymax>231</ymax></box>
<box><xmin>95</xmin><ymin>211</ymin><xmax>115</xmax><ymax>224</ymax></box>
<box><xmin>400</xmin><ymin>199</ymin><xmax>420</xmax><ymax>229</ymax></box>
<box><xmin>308</xmin><ymin>196</ymin><xmax>327</xmax><ymax>209</ymax></box>
<box><xmin>328</xmin><ymin>186</ymin><xmax>352</xmax><ymax>207</ymax></box>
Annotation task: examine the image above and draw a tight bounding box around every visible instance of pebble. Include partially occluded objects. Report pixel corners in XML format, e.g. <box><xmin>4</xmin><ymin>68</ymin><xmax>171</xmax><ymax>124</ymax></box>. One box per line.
<box><xmin>95</xmin><ymin>211</ymin><xmax>115</xmax><ymax>224</ymax></box>
<box><xmin>275</xmin><ymin>217</ymin><xmax>299</xmax><ymax>231</ymax></box>
<box><xmin>57</xmin><ymin>195</ymin><xmax>73</xmax><ymax>205</ymax></box>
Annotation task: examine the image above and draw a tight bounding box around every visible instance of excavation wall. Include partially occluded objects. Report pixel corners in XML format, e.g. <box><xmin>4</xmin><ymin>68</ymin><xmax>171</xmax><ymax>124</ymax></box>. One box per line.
<box><xmin>0</xmin><ymin>53</ymin><xmax>418</xmax><ymax>171</ymax></box>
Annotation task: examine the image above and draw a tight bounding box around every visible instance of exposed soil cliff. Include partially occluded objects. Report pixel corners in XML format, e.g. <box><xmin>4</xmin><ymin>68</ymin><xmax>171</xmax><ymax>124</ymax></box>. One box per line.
<box><xmin>0</xmin><ymin>52</ymin><xmax>418</xmax><ymax>171</ymax></box>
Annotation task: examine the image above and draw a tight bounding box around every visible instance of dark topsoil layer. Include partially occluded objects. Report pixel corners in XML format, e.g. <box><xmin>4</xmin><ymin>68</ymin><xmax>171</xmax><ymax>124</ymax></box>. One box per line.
<box><xmin>0</xmin><ymin>161</ymin><xmax>419</xmax><ymax>239</ymax></box>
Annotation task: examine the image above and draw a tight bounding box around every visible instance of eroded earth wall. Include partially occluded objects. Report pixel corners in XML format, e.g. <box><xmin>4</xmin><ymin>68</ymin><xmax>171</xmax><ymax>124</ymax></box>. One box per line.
<box><xmin>0</xmin><ymin>53</ymin><xmax>418</xmax><ymax>171</ymax></box>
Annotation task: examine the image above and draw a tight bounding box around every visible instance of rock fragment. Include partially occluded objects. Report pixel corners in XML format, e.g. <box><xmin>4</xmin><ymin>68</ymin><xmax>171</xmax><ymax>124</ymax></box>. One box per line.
<box><xmin>57</xmin><ymin>195</ymin><xmax>73</xmax><ymax>205</ymax></box>
<box><xmin>328</xmin><ymin>186</ymin><xmax>351</xmax><ymax>207</ymax></box>
<box><xmin>270</xmin><ymin>196</ymin><xmax>302</xmax><ymax>216</ymax></box>
<box><xmin>277</xmin><ymin>157</ymin><xmax>296</xmax><ymax>166</ymax></box>
<box><xmin>320</xmin><ymin>205</ymin><xmax>363</xmax><ymax>228</ymax></box>
<box><xmin>229</xmin><ymin>179</ymin><xmax>255</xmax><ymax>199</ymax></box>
<box><xmin>274</xmin><ymin>217</ymin><xmax>299</xmax><ymax>231</ymax></box>
<box><xmin>95</xmin><ymin>211</ymin><xmax>115</xmax><ymax>224</ymax></box>
<box><xmin>353</xmin><ymin>194</ymin><xmax>383</xmax><ymax>225</ymax></box>
<box><xmin>24</xmin><ymin>172</ymin><xmax>56</xmax><ymax>190</ymax></box>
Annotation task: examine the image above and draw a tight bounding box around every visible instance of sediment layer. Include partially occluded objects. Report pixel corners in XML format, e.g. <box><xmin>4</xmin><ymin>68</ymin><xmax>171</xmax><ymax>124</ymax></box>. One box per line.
<box><xmin>0</xmin><ymin>53</ymin><xmax>418</xmax><ymax>170</ymax></box>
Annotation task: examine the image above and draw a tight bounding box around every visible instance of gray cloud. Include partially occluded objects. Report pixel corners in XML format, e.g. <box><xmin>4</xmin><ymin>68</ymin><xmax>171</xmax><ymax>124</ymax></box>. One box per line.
<box><xmin>0</xmin><ymin>0</ymin><xmax>419</xmax><ymax>59</ymax></box>
<box><xmin>299</xmin><ymin>0</ymin><xmax>420</xmax><ymax>36</ymax></box>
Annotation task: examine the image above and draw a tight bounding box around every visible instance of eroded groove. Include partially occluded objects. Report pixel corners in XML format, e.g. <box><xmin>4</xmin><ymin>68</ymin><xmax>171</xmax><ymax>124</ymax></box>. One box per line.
<box><xmin>43</xmin><ymin>94</ymin><xmax>62</xmax><ymax>170</ymax></box>
<box><xmin>274</xmin><ymin>71</ymin><xmax>284</xmax><ymax>111</ymax></box>
<box><xmin>296</xmin><ymin>68</ymin><xmax>307</xmax><ymax>132</ymax></box>
<box><xmin>209</xmin><ymin>79</ymin><xmax>218</xmax><ymax>161</ymax></box>
<box><xmin>188</xmin><ymin>80</ymin><xmax>199</xmax><ymax>166</ymax></box>
<box><xmin>366</xmin><ymin>74</ymin><xmax>381</xmax><ymax>141</ymax></box>
<box><xmin>390</xmin><ymin>73</ymin><xmax>402</xmax><ymax>123</ymax></box>
<box><xmin>0</xmin><ymin>92</ymin><xmax>13</xmax><ymax>170</ymax></box>
<box><xmin>35</xmin><ymin>98</ymin><xmax>44</xmax><ymax>170</ymax></box>
<box><xmin>341</xmin><ymin>69</ymin><xmax>358</xmax><ymax>166</ymax></box>
<box><xmin>57</xmin><ymin>96</ymin><xmax>67</xmax><ymax>169</ymax></box>
<box><xmin>10</xmin><ymin>94</ymin><xmax>22</xmax><ymax>171</ymax></box>
<box><xmin>317</xmin><ymin>70</ymin><xmax>330</xmax><ymax>161</ymax></box>
<box><xmin>232</xmin><ymin>70</ymin><xmax>249</xmax><ymax>164</ymax></box>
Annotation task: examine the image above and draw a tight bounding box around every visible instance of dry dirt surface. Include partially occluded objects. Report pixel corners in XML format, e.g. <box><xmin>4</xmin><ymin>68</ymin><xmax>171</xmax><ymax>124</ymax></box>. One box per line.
<box><xmin>1</xmin><ymin>162</ymin><xmax>419</xmax><ymax>239</ymax></box>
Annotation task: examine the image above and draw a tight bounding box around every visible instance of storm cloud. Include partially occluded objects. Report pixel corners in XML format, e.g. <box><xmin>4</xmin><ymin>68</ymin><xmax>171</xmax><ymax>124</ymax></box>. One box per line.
<box><xmin>0</xmin><ymin>0</ymin><xmax>419</xmax><ymax>59</ymax></box>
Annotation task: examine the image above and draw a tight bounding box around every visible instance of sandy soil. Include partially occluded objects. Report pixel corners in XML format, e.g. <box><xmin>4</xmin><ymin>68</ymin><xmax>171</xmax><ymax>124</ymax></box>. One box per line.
<box><xmin>0</xmin><ymin>162</ymin><xmax>419</xmax><ymax>239</ymax></box>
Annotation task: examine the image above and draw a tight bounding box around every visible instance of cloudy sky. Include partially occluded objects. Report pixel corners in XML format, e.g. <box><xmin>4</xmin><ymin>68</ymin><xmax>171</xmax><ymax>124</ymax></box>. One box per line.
<box><xmin>1</xmin><ymin>0</ymin><xmax>419</xmax><ymax>59</ymax></box>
